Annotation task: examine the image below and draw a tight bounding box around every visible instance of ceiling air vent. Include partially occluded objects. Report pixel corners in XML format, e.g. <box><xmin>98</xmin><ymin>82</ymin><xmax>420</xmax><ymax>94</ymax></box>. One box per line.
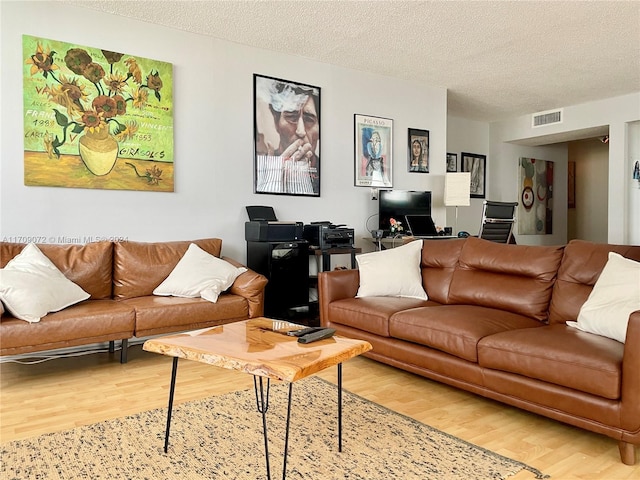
<box><xmin>532</xmin><ymin>109</ymin><xmax>563</xmax><ymax>128</ymax></box>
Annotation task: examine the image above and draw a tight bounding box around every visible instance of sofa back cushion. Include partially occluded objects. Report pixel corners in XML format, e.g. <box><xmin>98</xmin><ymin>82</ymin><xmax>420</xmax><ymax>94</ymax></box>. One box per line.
<box><xmin>548</xmin><ymin>239</ymin><xmax>640</xmax><ymax>324</ymax></box>
<box><xmin>420</xmin><ymin>238</ymin><xmax>466</xmax><ymax>304</ymax></box>
<box><xmin>0</xmin><ymin>241</ymin><xmax>113</xmax><ymax>300</ymax></box>
<box><xmin>448</xmin><ymin>237</ymin><xmax>564</xmax><ymax>321</ymax></box>
<box><xmin>113</xmin><ymin>238</ymin><xmax>222</xmax><ymax>299</ymax></box>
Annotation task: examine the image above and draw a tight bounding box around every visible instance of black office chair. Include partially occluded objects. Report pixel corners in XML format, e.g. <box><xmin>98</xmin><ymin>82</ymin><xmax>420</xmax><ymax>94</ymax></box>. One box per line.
<box><xmin>478</xmin><ymin>200</ymin><xmax>518</xmax><ymax>244</ymax></box>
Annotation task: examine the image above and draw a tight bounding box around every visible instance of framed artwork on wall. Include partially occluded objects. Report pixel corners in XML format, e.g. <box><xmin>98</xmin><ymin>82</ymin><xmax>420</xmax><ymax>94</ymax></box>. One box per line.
<box><xmin>518</xmin><ymin>157</ymin><xmax>554</xmax><ymax>235</ymax></box>
<box><xmin>446</xmin><ymin>153</ymin><xmax>458</xmax><ymax>172</ymax></box>
<box><xmin>253</xmin><ymin>74</ymin><xmax>320</xmax><ymax>196</ymax></box>
<box><xmin>408</xmin><ymin>128</ymin><xmax>429</xmax><ymax>173</ymax></box>
<box><xmin>22</xmin><ymin>35</ymin><xmax>174</xmax><ymax>191</ymax></box>
<box><xmin>461</xmin><ymin>152</ymin><xmax>486</xmax><ymax>198</ymax></box>
<box><xmin>354</xmin><ymin>114</ymin><xmax>393</xmax><ymax>187</ymax></box>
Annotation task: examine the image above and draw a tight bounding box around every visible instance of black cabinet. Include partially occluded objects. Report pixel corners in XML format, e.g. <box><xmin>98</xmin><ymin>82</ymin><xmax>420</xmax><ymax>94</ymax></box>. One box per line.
<box><xmin>246</xmin><ymin>241</ymin><xmax>309</xmax><ymax>319</ymax></box>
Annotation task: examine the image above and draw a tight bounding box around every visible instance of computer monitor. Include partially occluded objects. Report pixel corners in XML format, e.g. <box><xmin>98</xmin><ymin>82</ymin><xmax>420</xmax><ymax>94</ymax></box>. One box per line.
<box><xmin>378</xmin><ymin>190</ymin><xmax>432</xmax><ymax>235</ymax></box>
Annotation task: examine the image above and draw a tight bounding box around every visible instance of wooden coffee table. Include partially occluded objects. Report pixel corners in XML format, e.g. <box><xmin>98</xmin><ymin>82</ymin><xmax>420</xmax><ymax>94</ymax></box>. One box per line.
<box><xmin>143</xmin><ymin>318</ymin><xmax>372</xmax><ymax>480</ymax></box>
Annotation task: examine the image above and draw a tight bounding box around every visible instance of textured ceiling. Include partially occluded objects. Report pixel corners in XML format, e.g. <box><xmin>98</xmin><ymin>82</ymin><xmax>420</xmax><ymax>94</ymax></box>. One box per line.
<box><xmin>61</xmin><ymin>0</ymin><xmax>640</xmax><ymax>123</ymax></box>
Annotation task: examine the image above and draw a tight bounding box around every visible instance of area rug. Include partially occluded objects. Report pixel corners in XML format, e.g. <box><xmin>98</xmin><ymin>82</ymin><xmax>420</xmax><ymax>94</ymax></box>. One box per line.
<box><xmin>1</xmin><ymin>377</ymin><xmax>547</xmax><ymax>480</ymax></box>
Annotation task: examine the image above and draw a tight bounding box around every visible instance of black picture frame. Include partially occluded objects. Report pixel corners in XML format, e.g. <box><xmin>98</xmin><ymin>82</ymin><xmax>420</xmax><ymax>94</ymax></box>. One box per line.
<box><xmin>461</xmin><ymin>152</ymin><xmax>486</xmax><ymax>198</ymax></box>
<box><xmin>354</xmin><ymin>114</ymin><xmax>393</xmax><ymax>188</ymax></box>
<box><xmin>253</xmin><ymin>74</ymin><xmax>320</xmax><ymax>196</ymax></box>
<box><xmin>408</xmin><ymin>128</ymin><xmax>429</xmax><ymax>173</ymax></box>
<box><xmin>446</xmin><ymin>153</ymin><xmax>458</xmax><ymax>172</ymax></box>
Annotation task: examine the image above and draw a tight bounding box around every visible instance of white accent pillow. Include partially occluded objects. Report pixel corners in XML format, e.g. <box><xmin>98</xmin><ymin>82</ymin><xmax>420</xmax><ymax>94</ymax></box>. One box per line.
<box><xmin>356</xmin><ymin>239</ymin><xmax>428</xmax><ymax>300</ymax></box>
<box><xmin>0</xmin><ymin>243</ymin><xmax>90</xmax><ymax>323</ymax></box>
<box><xmin>568</xmin><ymin>252</ymin><xmax>640</xmax><ymax>343</ymax></box>
<box><xmin>153</xmin><ymin>243</ymin><xmax>247</xmax><ymax>302</ymax></box>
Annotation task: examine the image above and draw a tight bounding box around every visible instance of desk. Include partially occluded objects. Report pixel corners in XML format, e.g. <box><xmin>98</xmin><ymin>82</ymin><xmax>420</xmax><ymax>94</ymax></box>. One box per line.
<box><xmin>365</xmin><ymin>236</ymin><xmax>458</xmax><ymax>250</ymax></box>
<box><xmin>144</xmin><ymin>318</ymin><xmax>372</xmax><ymax>480</ymax></box>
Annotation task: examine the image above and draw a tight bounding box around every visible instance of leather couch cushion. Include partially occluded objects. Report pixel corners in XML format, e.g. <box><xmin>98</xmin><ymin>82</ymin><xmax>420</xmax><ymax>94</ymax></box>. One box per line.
<box><xmin>123</xmin><ymin>294</ymin><xmax>248</xmax><ymax>337</ymax></box>
<box><xmin>421</xmin><ymin>238</ymin><xmax>466</xmax><ymax>304</ymax></box>
<box><xmin>0</xmin><ymin>299</ymin><xmax>135</xmax><ymax>352</ymax></box>
<box><xmin>448</xmin><ymin>237</ymin><xmax>564</xmax><ymax>321</ymax></box>
<box><xmin>478</xmin><ymin>324</ymin><xmax>623</xmax><ymax>399</ymax></box>
<box><xmin>548</xmin><ymin>240</ymin><xmax>640</xmax><ymax>324</ymax></box>
<box><xmin>113</xmin><ymin>238</ymin><xmax>222</xmax><ymax>299</ymax></box>
<box><xmin>1</xmin><ymin>241</ymin><xmax>113</xmax><ymax>300</ymax></box>
<box><xmin>390</xmin><ymin>305</ymin><xmax>541</xmax><ymax>362</ymax></box>
<box><xmin>326</xmin><ymin>297</ymin><xmax>432</xmax><ymax>337</ymax></box>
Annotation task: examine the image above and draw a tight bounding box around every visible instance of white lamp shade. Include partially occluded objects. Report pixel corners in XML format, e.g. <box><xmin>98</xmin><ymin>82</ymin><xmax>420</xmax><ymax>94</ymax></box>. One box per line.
<box><xmin>444</xmin><ymin>172</ymin><xmax>471</xmax><ymax>207</ymax></box>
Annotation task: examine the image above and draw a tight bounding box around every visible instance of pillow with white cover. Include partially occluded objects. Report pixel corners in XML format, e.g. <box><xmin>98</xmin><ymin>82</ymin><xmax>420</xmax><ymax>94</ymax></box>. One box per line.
<box><xmin>567</xmin><ymin>252</ymin><xmax>640</xmax><ymax>343</ymax></box>
<box><xmin>0</xmin><ymin>243</ymin><xmax>90</xmax><ymax>323</ymax></box>
<box><xmin>153</xmin><ymin>243</ymin><xmax>247</xmax><ymax>303</ymax></box>
<box><xmin>356</xmin><ymin>239</ymin><xmax>427</xmax><ymax>300</ymax></box>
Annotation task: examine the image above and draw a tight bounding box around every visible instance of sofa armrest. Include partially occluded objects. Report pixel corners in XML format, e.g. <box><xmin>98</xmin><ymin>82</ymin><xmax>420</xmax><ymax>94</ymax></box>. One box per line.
<box><xmin>621</xmin><ymin>311</ymin><xmax>640</xmax><ymax>431</ymax></box>
<box><xmin>222</xmin><ymin>256</ymin><xmax>268</xmax><ymax>318</ymax></box>
<box><xmin>318</xmin><ymin>269</ymin><xmax>360</xmax><ymax>327</ymax></box>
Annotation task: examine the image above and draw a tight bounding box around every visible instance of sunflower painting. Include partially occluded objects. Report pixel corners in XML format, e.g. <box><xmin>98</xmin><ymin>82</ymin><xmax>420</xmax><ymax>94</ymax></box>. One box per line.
<box><xmin>22</xmin><ymin>35</ymin><xmax>174</xmax><ymax>191</ymax></box>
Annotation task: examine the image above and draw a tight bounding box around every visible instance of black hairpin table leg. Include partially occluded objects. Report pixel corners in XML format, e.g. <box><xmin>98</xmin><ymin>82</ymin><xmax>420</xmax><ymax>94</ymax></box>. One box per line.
<box><xmin>254</xmin><ymin>376</ymin><xmax>294</xmax><ymax>480</ymax></box>
<box><xmin>164</xmin><ymin>357</ymin><xmax>179</xmax><ymax>453</ymax></box>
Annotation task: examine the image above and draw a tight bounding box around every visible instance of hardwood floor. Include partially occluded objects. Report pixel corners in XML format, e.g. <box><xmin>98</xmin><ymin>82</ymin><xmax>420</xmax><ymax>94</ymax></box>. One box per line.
<box><xmin>1</xmin><ymin>344</ymin><xmax>638</xmax><ymax>479</ymax></box>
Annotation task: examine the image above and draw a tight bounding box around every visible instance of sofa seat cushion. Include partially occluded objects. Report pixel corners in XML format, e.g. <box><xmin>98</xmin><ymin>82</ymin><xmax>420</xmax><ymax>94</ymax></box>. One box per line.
<box><xmin>389</xmin><ymin>305</ymin><xmax>541</xmax><ymax>362</ymax></box>
<box><xmin>0</xmin><ymin>299</ymin><xmax>135</xmax><ymax>352</ymax></box>
<box><xmin>477</xmin><ymin>324</ymin><xmax>623</xmax><ymax>399</ymax></box>
<box><xmin>123</xmin><ymin>294</ymin><xmax>248</xmax><ymax>337</ymax></box>
<box><xmin>326</xmin><ymin>297</ymin><xmax>433</xmax><ymax>337</ymax></box>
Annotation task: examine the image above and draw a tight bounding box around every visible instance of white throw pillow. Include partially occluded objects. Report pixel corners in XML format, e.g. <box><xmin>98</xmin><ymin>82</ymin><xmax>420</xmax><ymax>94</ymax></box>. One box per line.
<box><xmin>356</xmin><ymin>239</ymin><xmax>428</xmax><ymax>300</ymax></box>
<box><xmin>0</xmin><ymin>243</ymin><xmax>90</xmax><ymax>323</ymax></box>
<box><xmin>568</xmin><ymin>252</ymin><xmax>640</xmax><ymax>343</ymax></box>
<box><xmin>153</xmin><ymin>243</ymin><xmax>247</xmax><ymax>302</ymax></box>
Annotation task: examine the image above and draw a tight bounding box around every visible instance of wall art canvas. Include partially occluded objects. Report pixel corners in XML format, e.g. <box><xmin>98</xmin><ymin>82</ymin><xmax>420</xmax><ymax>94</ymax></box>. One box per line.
<box><xmin>354</xmin><ymin>114</ymin><xmax>393</xmax><ymax>187</ymax></box>
<box><xmin>518</xmin><ymin>157</ymin><xmax>554</xmax><ymax>234</ymax></box>
<box><xmin>22</xmin><ymin>35</ymin><xmax>174</xmax><ymax>191</ymax></box>
<box><xmin>408</xmin><ymin>128</ymin><xmax>429</xmax><ymax>173</ymax></box>
<box><xmin>461</xmin><ymin>152</ymin><xmax>486</xmax><ymax>198</ymax></box>
<box><xmin>253</xmin><ymin>74</ymin><xmax>320</xmax><ymax>196</ymax></box>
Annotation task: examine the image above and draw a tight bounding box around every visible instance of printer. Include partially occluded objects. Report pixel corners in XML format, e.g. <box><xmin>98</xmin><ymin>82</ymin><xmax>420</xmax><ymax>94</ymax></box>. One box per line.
<box><xmin>244</xmin><ymin>205</ymin><xmax>303</xmax><ymax>242</ymax></box>
<box><xmin>303</xmin><ymin>222</ymin><xmax>355</xmax><ymax>250</ymax></box>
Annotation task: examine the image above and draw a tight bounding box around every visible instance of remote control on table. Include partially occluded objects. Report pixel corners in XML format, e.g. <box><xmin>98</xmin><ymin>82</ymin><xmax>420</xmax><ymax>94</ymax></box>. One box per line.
<box><xmin>298</xmin><ymin>328</ymin><xmax>336</xmax><ymax>344</ymax></box>
<box><xmin>287</xmin><ymin>327</ymin><xmax>324</xmax><ymax>337</ymax></box>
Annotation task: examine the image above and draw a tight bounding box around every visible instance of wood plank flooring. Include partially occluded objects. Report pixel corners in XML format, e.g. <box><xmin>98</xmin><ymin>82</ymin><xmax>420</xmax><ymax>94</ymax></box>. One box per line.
<box><xmin>1</xmin><ymin>344</ymin><xmax>638</xmax><ymax>479</ymax></box>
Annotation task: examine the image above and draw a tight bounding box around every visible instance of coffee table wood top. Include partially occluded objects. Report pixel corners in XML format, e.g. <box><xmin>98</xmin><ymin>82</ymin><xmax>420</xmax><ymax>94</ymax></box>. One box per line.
<box><xmin>143</xmin><ymin>318</ymin><xmax>372</xmax><ymax>382</ymax></box>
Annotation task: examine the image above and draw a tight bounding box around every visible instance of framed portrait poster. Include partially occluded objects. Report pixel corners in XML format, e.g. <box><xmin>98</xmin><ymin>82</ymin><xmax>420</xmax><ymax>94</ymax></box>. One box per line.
<box><xmin>408</xmin><ymin>128</ymin><xmax>429</xmax><ymax>173</ymax></box>
<box><xmin>354</xmin><ymin>114</ymin><xmax>393</xmax><ymax>187</ymax></box>
<box><xmin>253</xmin><ymin>74</ymin><xmax>320</xmax><ymax>196</ymax></box>
<box><xmin>446</xmin><ymin>153</ymin><xmax>458</xmax><ymax>172</ymax></box>
<box><xmin>461</xmin><ymin>152</ymin><xmax>486</xmax><ymax>198</ymax></box>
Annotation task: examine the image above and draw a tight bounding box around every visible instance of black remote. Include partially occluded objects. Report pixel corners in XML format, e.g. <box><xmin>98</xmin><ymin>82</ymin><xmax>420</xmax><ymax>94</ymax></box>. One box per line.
<box><xmin>298</xmin><ymin>328</ymin><xmax>336</xmax><ymax>344</ymax></box>
<box><xmin>287</xmin><ymin>327</ymin><xmax>324</xmax><ymax>337</ymax></box>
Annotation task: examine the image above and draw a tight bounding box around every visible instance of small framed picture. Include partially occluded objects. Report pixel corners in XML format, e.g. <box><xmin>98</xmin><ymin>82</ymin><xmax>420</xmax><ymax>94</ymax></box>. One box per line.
<box><xmin>354</xmin><ymin>114</ymin><xmax>393</xmax><ymax>187</ymax></box>
<box><xmin>446</xmin><ymin>153</ymin><xmax>458</xmax><ymax>172</ymax></box>
<box><xmin>408</xmin><ymin>128</ymin><xmax>429</xmax><ymax>173</ymax></box>
<box><xmin>461</xmin><ymin>152</ymin><xmax>486</xmax><ymax>198</ymax></box>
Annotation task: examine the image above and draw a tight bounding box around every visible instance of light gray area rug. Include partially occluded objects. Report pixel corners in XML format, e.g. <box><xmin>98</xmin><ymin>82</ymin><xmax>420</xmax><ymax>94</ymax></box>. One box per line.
<box><xmin>1</xmin><ymin>377</ymin><xmax>547</xmax><ymax>479</ymax></box>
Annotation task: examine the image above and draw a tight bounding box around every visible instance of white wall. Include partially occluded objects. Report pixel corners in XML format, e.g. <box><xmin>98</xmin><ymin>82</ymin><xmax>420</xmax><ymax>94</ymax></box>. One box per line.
<box><xmin>0</xmin><ymin>1</ymin><xmax>447</xmax><ymax>261</ymax></box>
<box><xmin>490</xmin><ymin>93</ymin><xmax>640</xmax><ymax>245</ymax></box>
<box><xmin>445</xmin><ymin>116</ymin><xmax>489</xmax><ymax>235</ymax></box>
<box><xmin>629</xmin><ymin>121</ymin><xmax>640</xmax><ymax>244</ymax></box>
<box><xmin>568</xmin><ymin>139</ymin><xmax>609</xmax><ymax>243</ymax></box>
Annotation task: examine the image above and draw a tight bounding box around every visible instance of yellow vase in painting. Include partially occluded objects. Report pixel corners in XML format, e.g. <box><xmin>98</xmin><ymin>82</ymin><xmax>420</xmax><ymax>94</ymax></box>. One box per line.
<box><xmin>78</xmin><ymin>127</ymin><xmax>118</xmax><ymax>176</ymax></box>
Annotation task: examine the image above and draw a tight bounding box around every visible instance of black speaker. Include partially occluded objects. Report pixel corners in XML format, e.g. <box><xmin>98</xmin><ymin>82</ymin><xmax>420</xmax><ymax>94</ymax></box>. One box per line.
<box><xmin>246</xmin><ymin>241</ymin><xmax>309</xmax><ymax>319</ymax></box>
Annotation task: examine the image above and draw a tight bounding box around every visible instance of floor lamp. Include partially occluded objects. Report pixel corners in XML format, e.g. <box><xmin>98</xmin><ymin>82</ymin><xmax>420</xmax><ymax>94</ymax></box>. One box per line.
<box><xmin>444</xmin><ymin>172</ymin><xmax>471</xmax><ymax>235</ymax></box>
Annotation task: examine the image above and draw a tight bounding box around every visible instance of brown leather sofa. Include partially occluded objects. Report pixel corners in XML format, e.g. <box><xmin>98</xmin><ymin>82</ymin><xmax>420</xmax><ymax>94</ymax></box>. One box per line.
<box><xmin>1</xmin><ymin>238</ymin><xmax>268</xmax><ymax>363</ymax></box>
<box><xmin>319</xmin><ymin>237</ymin><xmax>640</xmax><ymax>464</ymax></box>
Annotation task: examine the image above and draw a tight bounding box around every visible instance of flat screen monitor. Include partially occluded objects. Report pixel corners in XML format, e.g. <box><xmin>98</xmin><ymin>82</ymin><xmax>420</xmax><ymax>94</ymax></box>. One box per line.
<box><xmin>378</xmin><ymin>190</ymin><xmax>432</xmax><ymax>234</ymax></box>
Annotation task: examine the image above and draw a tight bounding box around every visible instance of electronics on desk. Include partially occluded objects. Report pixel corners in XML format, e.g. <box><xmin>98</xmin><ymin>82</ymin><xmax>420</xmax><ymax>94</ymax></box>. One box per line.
<box><xmin>404</xmin><ymin>214</ymin><xmax>439</xmax><ymax>237</ymax></box>
<box><xmin>244</xmin><ymin>205</ymin><xmax>303</xmax><ymax>241</ymax></box>
<box><xmin>303</xmin><ymin>222</ymin><xmax>355</xmax><ymax>250</ymax></box>
<box><xmin>378</xmin><ymin>190</ymin><xmax>432</xmax><ymax>236</ymax></box>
